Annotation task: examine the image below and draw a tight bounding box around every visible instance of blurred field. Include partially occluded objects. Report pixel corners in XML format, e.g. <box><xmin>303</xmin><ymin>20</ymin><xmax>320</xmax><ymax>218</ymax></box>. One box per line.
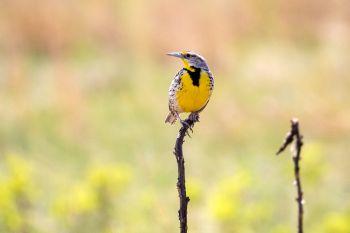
<box><xmin>0</xmin><ymin>0</ymin><xmax>350</xmax><ymax>232</ymax></box>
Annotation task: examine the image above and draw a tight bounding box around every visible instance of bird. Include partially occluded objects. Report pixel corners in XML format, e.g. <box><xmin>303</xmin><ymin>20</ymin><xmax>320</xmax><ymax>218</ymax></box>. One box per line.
<box><xmin>165</xmin><ymin>51</ymin><xmax>214</xmax><ymax>126</ymax></box>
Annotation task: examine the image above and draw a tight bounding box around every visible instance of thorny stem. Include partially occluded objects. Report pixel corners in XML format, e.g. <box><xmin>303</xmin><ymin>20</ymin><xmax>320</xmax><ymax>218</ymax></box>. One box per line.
<box><xmin>173</xmin><ymin>118</ymin><xmax>196</xmax><ymax>233</ymax></box>
<box><xmin>276</xmin><ymin>118</ymin><xmax>304</xmax><ymax>233</ymax></box>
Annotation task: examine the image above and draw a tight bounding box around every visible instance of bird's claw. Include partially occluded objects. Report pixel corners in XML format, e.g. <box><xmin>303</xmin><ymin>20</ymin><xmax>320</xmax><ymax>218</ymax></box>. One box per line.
<box><xmin>180</xmin><ymin>120</ymin><xmax>194</xmax><ymax>133</ymax></box>
<box><xmin>180</xmin><ymin>119</ymin><xmax>194</xmax><ymax>137</ymax></box>
<box><xmin>180</xmin><ymin>119</ymin><xmax>190</xmax><ymax>128</ymax></box>
<box><xmin>189</xmin><ymin>112</ymin><xmax>200</xmax><ymax>122</ymax></box>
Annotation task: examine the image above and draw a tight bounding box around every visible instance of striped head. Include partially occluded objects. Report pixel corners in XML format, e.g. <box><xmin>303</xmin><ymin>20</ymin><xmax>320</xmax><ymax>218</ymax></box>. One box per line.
<box><xmin>167</xmin><ymin>51</ymin><xmax>209</xmax><ymax>71</ymax></box>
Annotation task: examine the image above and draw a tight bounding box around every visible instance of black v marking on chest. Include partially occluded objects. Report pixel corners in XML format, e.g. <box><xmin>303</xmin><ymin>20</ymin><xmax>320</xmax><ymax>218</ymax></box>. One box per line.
<box><xmin>184</xmin><ymin>67</ymin><xmax>201</xmax><ymax>87</ymax></box>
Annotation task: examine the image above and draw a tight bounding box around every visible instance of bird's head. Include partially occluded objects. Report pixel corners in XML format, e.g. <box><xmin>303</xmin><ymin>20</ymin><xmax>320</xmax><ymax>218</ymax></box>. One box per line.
<box><xmin>167</xmin><ymin>51</ymin><xmax>208</xmax><ymax>71</ymax></box>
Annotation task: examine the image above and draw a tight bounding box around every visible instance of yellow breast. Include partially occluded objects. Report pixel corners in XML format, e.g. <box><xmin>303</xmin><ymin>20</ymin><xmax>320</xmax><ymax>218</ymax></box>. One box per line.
<box><xmin>176</xmin><ymin>70</ymin><xmax>211</xmax><ymax>113</ymax></box>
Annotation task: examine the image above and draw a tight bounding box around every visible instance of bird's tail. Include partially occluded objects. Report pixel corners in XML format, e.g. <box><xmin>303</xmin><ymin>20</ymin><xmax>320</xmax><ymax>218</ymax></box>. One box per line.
<box><xmin>165</xmin><ymin>112</ymin><xmax>177</xmax><ymax>124</ymax></box>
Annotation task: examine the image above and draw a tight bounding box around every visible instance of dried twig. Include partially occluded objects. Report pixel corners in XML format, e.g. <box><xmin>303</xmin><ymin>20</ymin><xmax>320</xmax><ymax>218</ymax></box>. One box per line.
<box><xmin>276</xmin><ymin>118</ymin><xmax>304</xmax><ymax>233</ymax></box>
<box><xmin>173</xmin><ymin>118</ymin><xmax>196</xmax><ymax>233</ymax></box>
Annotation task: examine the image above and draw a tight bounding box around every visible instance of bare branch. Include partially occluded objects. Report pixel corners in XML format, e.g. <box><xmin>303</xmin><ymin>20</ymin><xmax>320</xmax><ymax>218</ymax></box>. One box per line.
<box><xmin>173</xmin><ymin>118</ymin><xmax>196</xmax><ymax>233</ymax></box>
<box><xmin>276</xmin><ymin>118</ymin><xmax>304</xmax><ymax>233</ymax></box>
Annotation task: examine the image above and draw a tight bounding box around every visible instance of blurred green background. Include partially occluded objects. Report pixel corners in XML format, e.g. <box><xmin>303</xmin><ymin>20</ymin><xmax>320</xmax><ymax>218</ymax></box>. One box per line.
<box><xmin>0</xmin><ymin>0</ymin><xmax>350</xmax><ymax>232</ymax></box>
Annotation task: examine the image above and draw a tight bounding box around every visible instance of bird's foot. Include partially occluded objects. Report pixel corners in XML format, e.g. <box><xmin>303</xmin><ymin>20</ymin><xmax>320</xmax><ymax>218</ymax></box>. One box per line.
<box><xmin>189</xmin><ymin>112</ymin><xmax>200</xmax><ymax>122</ymax></box>
<box><xmin>175</xmin><ymin>112</ymin><xmax>194</xmax><ymax>136</ymax></box>
<box><xmin>179</xmin><ymin>119</ymin><xmax>191</xmax><ymax>128</ymax></box>
<box><xmin>178</xmin><ymin>119</ymin><xmax>192</xmax><ymax>137</ymax></box>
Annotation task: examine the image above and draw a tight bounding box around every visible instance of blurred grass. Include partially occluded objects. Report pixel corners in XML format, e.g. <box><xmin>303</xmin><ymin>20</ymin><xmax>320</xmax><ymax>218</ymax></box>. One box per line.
<box><xmin>0</xmin><ymin>0</ymin><xmax>350</xmax><ymax>232</ymax></box>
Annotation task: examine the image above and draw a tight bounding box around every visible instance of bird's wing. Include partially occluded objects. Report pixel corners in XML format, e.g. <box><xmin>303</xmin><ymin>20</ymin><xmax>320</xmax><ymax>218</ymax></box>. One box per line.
<box><xmin>208</xmin><ymin>70</ymin><xmax>214</xmax><ymax>94</ymax></box>
<box><xmin>168</xmin><ymin>69</ymin><xmax>185</xmax><ymax>111</ymax></box>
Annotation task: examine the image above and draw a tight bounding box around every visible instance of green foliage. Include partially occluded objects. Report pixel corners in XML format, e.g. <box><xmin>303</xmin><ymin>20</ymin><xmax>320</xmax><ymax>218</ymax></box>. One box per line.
<box><xmin>210</xmin><ymin>171</ymin><xmax>252</xmax><ymax>222</ymax></box>
<box><xmin>0</xmin><ymin>154</ymin><xmax>35</xmax><ymax>233</ymax></box>
<box><xmin>186</xmin><ymin>178</ymin><xmax>203</xmax><ymax>203</ymax></box>
<box><xmin>51</xmin><ymin>164</ymin><xmax>132</xmax><ymax>233</ymax></box>
<box><xmin>324</xmin><ymin>213</ymin><xmax>350</xmax><ymax>233</ymax></box>
<box><xmin>302</xmin><ymin>142</ymin><xmax>328</xmax><ymax>185</ymax></box>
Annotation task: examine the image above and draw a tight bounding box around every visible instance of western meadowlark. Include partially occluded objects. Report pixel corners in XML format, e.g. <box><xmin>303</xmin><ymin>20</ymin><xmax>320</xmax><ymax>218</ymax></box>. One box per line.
<box><xmin>165</xmin><ymin>51</ymin><xmax>214</xmax><ymax>125</ymax></box>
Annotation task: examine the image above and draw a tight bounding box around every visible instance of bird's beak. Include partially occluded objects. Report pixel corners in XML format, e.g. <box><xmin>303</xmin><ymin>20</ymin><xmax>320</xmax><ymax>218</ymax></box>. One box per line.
<box><xmin>166</xmin><ymin>52</ymin><xmax>183</xmax><ymax>59</ymax></box>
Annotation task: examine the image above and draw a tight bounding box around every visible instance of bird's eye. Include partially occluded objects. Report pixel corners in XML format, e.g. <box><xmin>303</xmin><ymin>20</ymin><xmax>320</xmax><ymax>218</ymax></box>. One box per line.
<box><xmin>185</xmin><ymin>54</ymin><xmax>190</xmax><ymax>58</ymax></box>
